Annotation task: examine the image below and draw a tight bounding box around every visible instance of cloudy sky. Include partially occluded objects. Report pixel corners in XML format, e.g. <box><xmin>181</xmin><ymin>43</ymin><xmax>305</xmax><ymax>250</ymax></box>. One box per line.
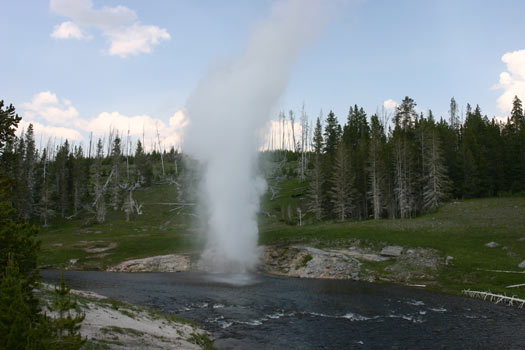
<box><xmin>1</xmin><ymin>0</ymin><xmax>525</xmax><ymax>150</ymax></box>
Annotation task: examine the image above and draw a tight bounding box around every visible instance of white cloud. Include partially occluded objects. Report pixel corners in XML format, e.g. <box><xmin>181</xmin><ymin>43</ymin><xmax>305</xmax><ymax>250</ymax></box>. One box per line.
<box><xmin>19</xmin><ymin>91</ymin><xmax>188</xmax><ymax>150</ymax></box>
<box><xmin>162</xmin><ymin>109</ymin><xmax>188</xmax><ymax>148</ymax></box>
<box><xmin>383</xmin><ymin>99</ymin><xmax>399</xmax><ymax>110</ymax></box>
<box><xmin>260</xmin><ymin>118</ymin><xmax>303</xmax><ymax>150</ymax></box>
<box><xmin>81</xmin><ymin>111</ymin><xmax>166</xmax><ymax>137</ymax></box>
<box><xmin>82</xmin><ymin>110</ymin><xmax>187</xmax><ymax>151</ymax></box>
<box><xmin>107</xmin><ymin>23</ymin><xmax>171</xmax><ymax>58</ymax></box>
<box><xmin>18</xmin><ymin>120</ymin><xmax>83</xmax><ymax>142</ymax></box>
<box><xmin>168</xmin><ymin>110</ymin><xmax>188</xmax><ymax>129</ymax></box>
<box><xmin>22</xmin><ymin>91</ymin><xmax>79</xmax><ymax>124</ymax></box>
<box><xmin>50</xmin><ymin>21</ymin><xmax>90</xmax><ymax>40</ymax></box>
<box><xmin>494</xmin><ymin>49</ymin><xmax>525</xmax><ymax>113</ymax></box>
<box><xmin>49</xmin><ymin>0</ymin><xmax>170</xmax><ymax>57</ymax></box>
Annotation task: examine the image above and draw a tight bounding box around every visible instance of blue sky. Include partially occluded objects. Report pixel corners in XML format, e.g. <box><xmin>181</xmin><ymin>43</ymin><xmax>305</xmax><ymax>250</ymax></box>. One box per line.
<box><xmin>1</xmin><ymin>0</ymin><xmax>525</xmax><ymax>148</ymax></box>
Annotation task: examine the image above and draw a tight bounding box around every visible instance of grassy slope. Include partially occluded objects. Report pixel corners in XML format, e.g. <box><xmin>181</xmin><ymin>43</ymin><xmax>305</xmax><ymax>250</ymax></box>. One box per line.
<box><xmin>38</xmin><ymin>184</ymin><xmax>200</xmax><ymax>270</ymax></box>
<box><xmin>260</xmin><ymin>196</ymin><xmax>525</xmax><ymax>297</ymax></box>
<box><xmin>38</xmin><ymin>179</ymin><xmax>525</xmax><ymax>298</ymax></box>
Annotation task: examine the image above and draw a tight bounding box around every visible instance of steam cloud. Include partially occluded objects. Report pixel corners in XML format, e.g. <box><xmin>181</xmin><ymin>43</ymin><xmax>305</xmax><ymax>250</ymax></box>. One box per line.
<box><xmin>183</xmin><ymin>0</ymin><xmax>329</xmax><ymax>272</ymax></box>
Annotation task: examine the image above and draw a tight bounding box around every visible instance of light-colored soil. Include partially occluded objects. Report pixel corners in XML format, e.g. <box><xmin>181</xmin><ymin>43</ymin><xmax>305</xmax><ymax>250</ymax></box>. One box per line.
<box><xmin>39</xmin><ymin>284</ymin><xmax>210</xmax><ymax>350</ymax></box>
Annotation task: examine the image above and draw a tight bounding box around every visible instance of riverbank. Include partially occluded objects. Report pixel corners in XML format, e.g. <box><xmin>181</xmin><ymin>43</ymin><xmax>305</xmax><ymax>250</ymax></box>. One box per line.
<box><xmin>38</xmin><ymin>197</ymin><xmax>525</xmax><ymax>299</ymax></box>
<box><xmin>40</xmin><ymin>269</ymin><xmax>525</xmax><ymax>350</ymax></box>
<box><xmin>37</xmin><ymin>283</ymin><xmax>213</xmax><ymax>350</ymax></box>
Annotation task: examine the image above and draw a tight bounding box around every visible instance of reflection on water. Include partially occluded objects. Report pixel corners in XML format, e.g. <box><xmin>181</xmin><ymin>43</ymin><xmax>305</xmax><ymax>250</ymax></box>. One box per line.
<box><xmin>202</xmin><ymin>272</ymin><xmax>262</xmax><ymax>286</ymax></box>
<box><xmin>41</xmin><ymin>270</ymin><xmax>525</xmax><ymax>350</ymax></box>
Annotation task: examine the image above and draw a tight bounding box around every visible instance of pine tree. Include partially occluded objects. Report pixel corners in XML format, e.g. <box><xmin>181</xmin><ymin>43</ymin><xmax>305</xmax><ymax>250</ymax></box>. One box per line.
<box><xmin>13</xmin><ymin>132</ymin><xmax>28</xmax><ymax>217</ymax></box>
<box><xmin>422</xmin><ymin>124</ymin><xmax>450</xmax><ymax>211</ymax></box>
<box><xmin>135</xmin><ymin>140</ymin><xmax>153</xmax><ymax>186</ymax></box>
<box><xmin>394</xmin><ymin>96</ymin><xmax>417</xmax><ymax>130</ymax></box>
<box><xmin>449</xmin><ymin>97</ymin><xmax>459</xmax><ymax>129</ymax></box>
<box><xmin>322</xmin><ymin>111</ymin><xmax>341</xmax><ymax>217</ymax></box>
<box><xmin>93</xmin><ymin>139</ymin><xmax>106</xmax><ymax>224</ymax></box>
<box><xmin>414</xmin><ymin>112</ymin><xmax>428</xmax><ymax>213</ymax></box>
<box><xmin>462</xmin><ymin>105</ymin><xmax>489</xmax><ymax>197</ymax></box>
<box><xmin>298</xmin><ymin>105</ymin><xmax>309</xmax><ymax>182</ymax></box>
<box><xmin>38</xmin><ymin>148</ymin><xmax>55</xmax><ymax>227</ymax></box>
<box><xmin>436</xmin><ymin>117</ymin><xmax>461</xmax><ymax>199</ymax></box>
<box><xmin>343</xmin><ymin>105</ymin><xmax>370</xmax><ymax>219</ymax></box>
<box><xmin>20</xmin><ymin>124</ymin><xmax>37</xmax><ymax>219</ymax></box>
<box><xmin>323</xmin><ymin>111</ymin><xmax>341</xmax><ymax>156</ymax></box>
<box><xmin>110</xmin><ymin>136</ymin><xmax>122</xmax><ymax>210</ymax></box>
<box><xmin>72</xmin><ymin>146</ymin><xmax>87</xmax><ymax>215</ymax></box>
<box><xmin>368</xmin><ymin>114</ymin><xmax>386</xmax><ymax>219</ymax></box>
<box><xmin>510</xmin><ymin>95</ymin><xmax>524</xmax><ymax>126</ymax></box>
<box><xmin>52</xmin><ymin>273</ymin><xmax>86</xmax><ymax>349</ymax></box>
<box><xmin>0</xmin><ymin>197</ymin><xmax>40</xmax><ymax>314</ymax></box>
<box><xmin>307</xmin><ymin>117</ymin><xmax>324</xmax><ymax>220</ymax></box>
<box><xmin>329</xmin><ymin>142</ymin><xmax>355</xmax><ymax>221</ymax></box>
<box><xmin>0</xmin><ymin>193</ymin><xmax>52</xmax><ymax>349</ymax></box>
<box><xmin>110</xmin><ymin>137</ymin><xmax>122</xmax><ymax>210</ymax></box>
<box><xmin>54</xmin><ymin>141</ymin><xmax>70</xmax><ymax>218</ymax></box>
<box><xmin>0</xmin><ymin>101</ymin><xmax>21</xmax><ymax>156</ymax></box>
<box><xmin>508</xmin><ymin>96</ymin><xmax>525</xmax><ymax>191</ymax></box>
<box><xmin>393</xmin><ymin>97</ymin><xmax>417</xmax><ymax>218</ymax></box>
<box><xmin>0</xmin><ymin>255</ymin><xmax>34</xmax><ymax>349</ymax></box>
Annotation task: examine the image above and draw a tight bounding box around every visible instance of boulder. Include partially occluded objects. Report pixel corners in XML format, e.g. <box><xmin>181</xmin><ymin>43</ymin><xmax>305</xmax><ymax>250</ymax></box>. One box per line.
<box><xmin>485</xmin><ymin>242</ymin><xmax>500</xmax><ymax>248</ymax></box>
<box><xmin>263</xmin><ymin>246</ymin><xmax>361</xmax><ymax>279</ymax></box>
<box><xmin>518</xmin><ymin>261</ymin><xmax>525</xmax><ymax>269</ymax></box>
<box><xmin>445</xmin><ymin>256</ymin><xmax>454</xmax><ymax>265</ymax></box>
<box><xmin>109</xmin><ymin>254</ymin><xmax>192</xmax><ymax>272</ymax></box>
<box><xmin>380</xmin><ymin>246</ymin><xmax>403</xmax><ymax>257</ymax></box>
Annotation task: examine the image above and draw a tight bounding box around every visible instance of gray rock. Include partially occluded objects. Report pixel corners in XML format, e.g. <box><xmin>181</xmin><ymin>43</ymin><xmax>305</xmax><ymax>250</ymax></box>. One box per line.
<box><xmin>380</xmin><ymin>246</ymin><xmax>403</xmax><ymax>257</ymax></box>
<box><xmin>109</xmin><ymin>254</ymin><xmax>191</xmax><ymax>272</ymax></box>
<box><xmin>445</xmin><ymin>256</ymin><xmax>454</xmax><ymax>265</ymax></box>
<box><xmin>485</xmin><ymin>242</ymin><xmax>500</xmax><ymax>248</ymax></box>
<box><xmin>519</xmin><ymin>237</ymin><xmax>525</xmax><ymax>241</ymax></box>
<box><xmin>264</xmin><ymin>246</ymin><xmax>361</xmax><ymax>279</ymax></box>
<box><xmin>519</xmin><ymin>261</ymin><xmax>525</xmax><ymax>269</ymax></box>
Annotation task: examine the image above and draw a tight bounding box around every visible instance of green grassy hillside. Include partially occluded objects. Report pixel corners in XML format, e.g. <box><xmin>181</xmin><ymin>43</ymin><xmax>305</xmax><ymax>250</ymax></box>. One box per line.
<box><xmin>37</xmin><ymin>181</ymin><xmax>525</xmax><ymax>298</ymax></box>
<box><xmin>38</xmin><ymin>184</ymin><xmax>200</xmax><ymax>270</ymax></box>
<box><xmin>260</xmin><ymin>196</ymin><xmax>525</xmax><ymax>297</ymax></box>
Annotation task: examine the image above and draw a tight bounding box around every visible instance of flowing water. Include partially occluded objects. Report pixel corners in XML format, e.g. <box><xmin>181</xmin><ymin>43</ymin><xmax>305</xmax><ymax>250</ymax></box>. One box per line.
<box><xmin>41</xmin><ymin>270</ymin><xmax>525</xmax><ymax>349</ymax></box>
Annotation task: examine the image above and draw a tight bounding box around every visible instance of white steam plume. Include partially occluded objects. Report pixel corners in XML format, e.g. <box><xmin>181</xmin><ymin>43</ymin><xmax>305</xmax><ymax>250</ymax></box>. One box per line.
<box><xmin>183</xmin><ymin>0</ymin><xmax>330</xmax><ymax>272</ymax></box>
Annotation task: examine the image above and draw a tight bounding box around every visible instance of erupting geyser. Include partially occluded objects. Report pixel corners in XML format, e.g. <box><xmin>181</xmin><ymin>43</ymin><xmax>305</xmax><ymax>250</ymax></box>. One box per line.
<box><xmin>183</xmin><ymin>0</ymin><xmax>329</xmax><ymax>273</ymax></box>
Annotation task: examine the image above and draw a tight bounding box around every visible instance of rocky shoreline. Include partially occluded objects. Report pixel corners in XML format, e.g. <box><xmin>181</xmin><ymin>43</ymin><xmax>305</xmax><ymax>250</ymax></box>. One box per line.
<box><xmin>261</xmin><ymin>244</ymin><xmax>443</xmax><ymax>285</ymax></box>
<box><xmin>103</xmin><ymin>243</ymin><xmax>444</xmax><ymax>287</ymax></box>
<box><xmin>108</xmin><ymin>254</ymin><xmax>192</xmax><ymax>272</ymax></box>
<box><xmin>38</xmin><ymin>284</ymin><xmax>212</xmax><ymax>350</ymax></box>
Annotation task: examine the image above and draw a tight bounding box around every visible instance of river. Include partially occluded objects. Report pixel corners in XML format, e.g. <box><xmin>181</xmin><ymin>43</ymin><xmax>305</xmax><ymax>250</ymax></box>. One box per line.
<box><xmin>41</xmin><ymin>270</ymin><xmax>525</xmax><ymax>349</ymax></box>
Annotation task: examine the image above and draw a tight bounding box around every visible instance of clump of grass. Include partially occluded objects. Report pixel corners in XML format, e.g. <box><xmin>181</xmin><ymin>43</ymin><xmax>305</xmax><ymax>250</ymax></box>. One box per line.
<box><xmin>188</xmin><ymin>332</ymin><xmax>215</xmax><ymax>350</ymax></box>
<box><xmin>296</xmin><ymin>253</ymin><xmax>312</xmax><ymax>270</ymax></box>
<box><xmin>94</xmin><ymin>338</ymin><xmax>125</xmax><ymax>346</ymax></box>
<box><xmin>83</xmin><ymin>340</ymin><xmax>111</xmax><ymax>350</ymax></box>
<box><xmin>101</xmin><ymin>326</ymin><xmax>145</xmax><ymax>337</ymax></box>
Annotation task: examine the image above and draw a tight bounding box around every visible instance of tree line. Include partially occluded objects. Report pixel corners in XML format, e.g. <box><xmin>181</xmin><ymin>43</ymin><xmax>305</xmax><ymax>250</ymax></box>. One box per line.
<box><xmin>305</xmin><ymin>96</ymin><xmax>525</xmax><ymax>221</ymax></box>
<box><xmin>0</xmin><ymin>115</ymin><xmax>184</xmax><ymax>225</ymax></box>
<box><xmin>0</xmin><ymin>100</ymin><xmax>85</xmax><ymax>349</ymax></box>
<box><xmin>1</xmin><ymin>96</ymin><xmax>525</xmax><ymax>226</ymax></box>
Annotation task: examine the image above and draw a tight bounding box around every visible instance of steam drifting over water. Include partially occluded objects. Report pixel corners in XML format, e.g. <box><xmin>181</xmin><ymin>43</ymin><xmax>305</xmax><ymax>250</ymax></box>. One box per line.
<box><xmin>183</xmin><ymin>0</ymin><xmax>329</xmax><ymax>272</ymax></box>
